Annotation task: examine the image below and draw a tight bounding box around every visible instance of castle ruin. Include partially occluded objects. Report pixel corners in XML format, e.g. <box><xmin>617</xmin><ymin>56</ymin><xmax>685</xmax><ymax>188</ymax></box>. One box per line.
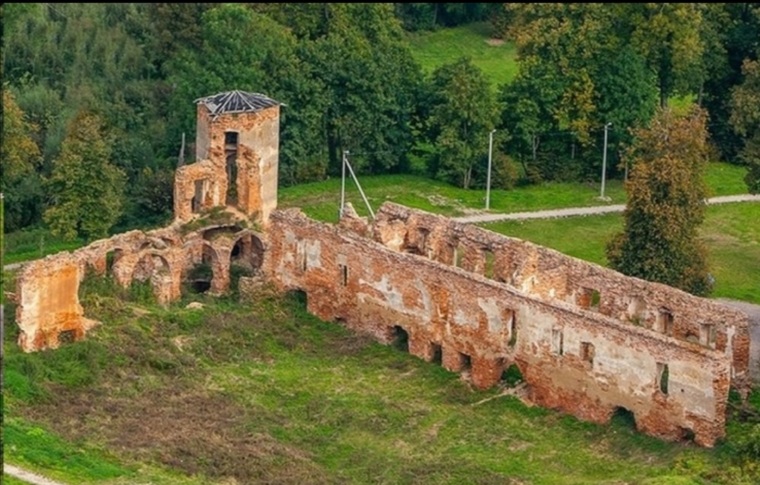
<box><xmin>13</xmin><ymin>91</ymin><xmax>754</xmax><ymax>447</ymax></box>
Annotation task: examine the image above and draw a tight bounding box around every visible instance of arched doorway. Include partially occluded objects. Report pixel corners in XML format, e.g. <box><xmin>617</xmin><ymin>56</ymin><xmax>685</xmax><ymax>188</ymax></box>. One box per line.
<box><xmin>131</xmin><ymin>253</ymin><xmax>172</xmax><ymax>302</ymax></box>
<box><xmin>185</xmin><ymin>243</ymin><xmax>218</xmax><ymax>294</ymax></box>
<box><xmin>229</xmin><ymin>233</ymin><xmax>265</xmax><ymax>294</ymax></box>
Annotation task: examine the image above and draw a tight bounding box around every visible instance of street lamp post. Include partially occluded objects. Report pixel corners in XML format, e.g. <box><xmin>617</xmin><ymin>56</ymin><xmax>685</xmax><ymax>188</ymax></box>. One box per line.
<box><xmin>600</xmin><ymin>122</ymin><xmax>612</xmax><ymax>200</ymax></box>
<box><xmin>486</xmin><ymin>129</ymin><xmax>496</xmax><ymax>210</ymax></box>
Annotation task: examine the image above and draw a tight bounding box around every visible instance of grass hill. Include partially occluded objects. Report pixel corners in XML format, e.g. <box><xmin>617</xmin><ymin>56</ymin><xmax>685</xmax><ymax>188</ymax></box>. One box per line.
<box><xmin>407</xmin><ymin>22</ymin><xmax>518</xmax><ymax>87</ymax></box>
<box><xmin>4</xmin><ymin>277</ymin><xmax>759</xmax><ymax>484</ymax></box>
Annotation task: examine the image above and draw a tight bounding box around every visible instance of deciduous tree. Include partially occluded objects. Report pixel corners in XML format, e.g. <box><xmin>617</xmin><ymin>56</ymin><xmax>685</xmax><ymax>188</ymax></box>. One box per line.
<box><xmin>606</xmin><ymin>107</ymin><xmax>712</xmax><ymax>295</ymax></box>
<box><xmin>499</xmin><ymin>4</ymin><xmax>658</xmax><ymax>182</ymax></box>
<box><xmin>1</xmin><ymin>89</ymin><xmax>44</xmax><ymax>232</ymax></box>
<box><xmin>426</xmin><ymin>58</ymin><xmax>499</xmax><ymax>188</ymax></box>
<box><xmin>44</xmin><ymin>112</ymin><xmax>125</xmax><ymax>241</ymax></box>
<box><xmin>730</xmin><ymin>58</ymin><xmax>760</xmax><ymax>193</ymax></box>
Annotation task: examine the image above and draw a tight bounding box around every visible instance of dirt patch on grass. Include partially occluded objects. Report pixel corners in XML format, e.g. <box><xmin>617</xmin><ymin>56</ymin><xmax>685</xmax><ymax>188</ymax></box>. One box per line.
<box><xmin>22</xmin><ymin>383</ymin><xmax>331</xmax><ymax>484</ymax></box>
<box><xmin>486</xmin><ymin>38</ymin><xmax>505</xmax><ymax>46</ymax></box>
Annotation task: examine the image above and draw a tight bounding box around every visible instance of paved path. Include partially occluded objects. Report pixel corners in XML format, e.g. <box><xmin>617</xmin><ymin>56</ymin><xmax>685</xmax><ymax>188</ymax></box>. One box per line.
<box><xmin>454</xmin><ymin>194</ymin><xmax>760</xmax><ymax>224</ymax></box>
<box><xmin>4</xmin><ymin>464</ymin><xmax>67</xmax><ymax>485</ymax></box>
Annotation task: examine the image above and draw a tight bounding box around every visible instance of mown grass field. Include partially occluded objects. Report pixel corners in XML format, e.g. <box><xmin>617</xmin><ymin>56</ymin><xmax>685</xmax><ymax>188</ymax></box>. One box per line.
<box><xmin>278</xmin><ymin>162</ymin><xmax>746</xmax><ymax>223</ymax></box>
<box><xmin>4</xmin><ymin>278</ymin><xmax>760</xmax><ymax>484</ymax></box>
<box><xmin>406</xmin><ymin>22</ymin><xmax>518</xmax><ymax>87</ymax></box>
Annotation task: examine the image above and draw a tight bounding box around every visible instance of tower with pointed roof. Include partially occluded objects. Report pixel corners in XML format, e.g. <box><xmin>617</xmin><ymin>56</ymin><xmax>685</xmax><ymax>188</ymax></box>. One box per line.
<box><xmin>173</xmin><ymin>90</ymin><xmax>281</xmax><ymax>225</ymax></box>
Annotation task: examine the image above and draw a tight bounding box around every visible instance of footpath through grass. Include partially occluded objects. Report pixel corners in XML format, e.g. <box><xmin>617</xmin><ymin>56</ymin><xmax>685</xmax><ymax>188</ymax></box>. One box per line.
<box><xmin>407</xmin><ymin>22</ymin><xmax>518</xmax><ymax>88</ymax></box>
<box><xmin>279</xmin><ymin>173</ymin><xmax>628</xmax><ymax>223</ymax></box>
<box><xmin>4</xmin><ymin>279</ymin><xmax>760</xmax><ymax>484</ymax></box>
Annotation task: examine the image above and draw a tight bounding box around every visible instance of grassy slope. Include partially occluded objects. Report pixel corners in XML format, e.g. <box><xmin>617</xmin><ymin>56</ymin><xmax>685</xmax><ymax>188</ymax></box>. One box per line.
<box><xmin>4</xmin><ymin>282</ymin><xmax>755</xmax><ymax>484</ymax></box>
<box><xmin>406</xmin><ymin>21</ymin><xmax>518</xmax><ymax>87</ymax></box>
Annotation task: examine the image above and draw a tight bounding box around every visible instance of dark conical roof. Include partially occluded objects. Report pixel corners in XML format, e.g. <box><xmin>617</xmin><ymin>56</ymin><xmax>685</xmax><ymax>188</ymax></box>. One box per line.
<box><xmin>195</xmin><ymin>90</ymin><xmax>280</xmax><ymax>117</ymax></box>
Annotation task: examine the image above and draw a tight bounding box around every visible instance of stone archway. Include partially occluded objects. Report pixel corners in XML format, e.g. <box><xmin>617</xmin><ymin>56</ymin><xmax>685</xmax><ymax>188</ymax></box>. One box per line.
<box><xmin>230</xmin><ymin>232</ymin><xmax>265</xmax><ymax>273</ymax></box>
<box><xmin>229</xmin><ymin>232</ymin><xmax>266</xmax><ymax>295</ymax></box>
<box><xmin>131</xmin><ymin>252</ymin><xmax>174</xmax><ymax>304</ymax></box>
<box><xmin>183</xmin><ymin>242</ymin><xmax>224</xmax><ymax>295</ymax></box>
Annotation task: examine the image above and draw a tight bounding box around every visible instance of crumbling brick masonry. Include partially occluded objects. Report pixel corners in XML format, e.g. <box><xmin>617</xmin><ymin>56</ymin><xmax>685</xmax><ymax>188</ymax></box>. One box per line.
<box><xmin>263</xmin><ymin>203</ymin><xmax>750</xmax><ymax>447</ymax></box>
<box><xmin>14</xmin><ymin>90</ymin><xmax>755</xmax><ymax>447</ymax></box>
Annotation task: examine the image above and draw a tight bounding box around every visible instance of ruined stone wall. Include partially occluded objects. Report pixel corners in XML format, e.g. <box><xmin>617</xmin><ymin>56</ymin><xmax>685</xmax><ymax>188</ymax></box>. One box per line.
<box><xmin>15</xmin><ymin>221</ymin><xmax>265</xmax><ymax>352</ymax></box>
<box><xmin>15</xmin><ymin>254</ymin><xmax>99</xmax><ymax>352</ymax></box>
<box><xmin>371</xmin><ymin>203</ymin><xmax>751</xmax><ymax>387</ymax></box>
<box><xmin>265</xmin><ymin>206</ymin><xmax>742</xmax><ymax>446</ymax></box>
<box><xmin>176</xmin><ymin>105</ymin><xmax>280</xmax><ymax>224</ymax></box>
<box><xmin>174</xmin><ymin>160</ymin><xmax>225</xmax><ymax>221</ymax></box>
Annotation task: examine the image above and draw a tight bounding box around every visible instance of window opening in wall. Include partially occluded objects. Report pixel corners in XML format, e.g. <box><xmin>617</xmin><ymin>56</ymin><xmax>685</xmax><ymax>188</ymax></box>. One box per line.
<box><xmin>501</xmin><ymin>363</ymin><xmax>524</xmax><ymax>388</ymax></box>
<box><xmin>626</xmin><ymin>296</ymin><xmax>646</xmax><ymax>325</ymax></box>
<box><xmin>404</xmin><ymin>228</ymin><xmax>430</xmax><ymax>256</ymax></box>
<box><xmin>581</xmin><ymin>342</ymin><xmax>595</xmax><ymax>365</ymax></box>
<box><xmin>187</xmin><ymin>245</ymin><xmax>215</xmax><ymax>294</ymax></box>
<box><xmin>431</xmin><ymin>342</ymin><xmax>442</xmax><ymax>365</ymax></box>
<box><xmin>679</xmin><ymin>427</ymin><xmax>696</xmax><ymax>443</ymax></box>
<box><xmin>58</xmin><ymin>329</ymin><xmax>76</xmax><ymax>345</ymax></box>
<box><xmin>392</xmin><ymin>326</ymin><xmax>409</xmax><ymax>352</ymax></box>
<box><xmin>484</xmin><ymin>249</ymin><xmax>495</xmax><ymax>279</ymax></box>
<box><xmin>611</xmin><ymin>407</ymin><xmax>637</xmax><ymax>431</ymax></box>
<box><xmin>453</xmin><ymin>243</ymin><xmax>466</xmax><ymax>268</ymax></box>
<box><xmin>656</xmin><ymin>363</ymin><xmax>669</xmax><ymax>395</ymax></box>
<box><xmin>106</xmin><ymin>249</ymin><xmax>123</xmax><ymax>274</ymax></box>
<box><xmin>192</xmin><ymin>179</ymin><xmax>206</xmax><ymax>213</ymax></box>
<box><xmin>459</xmin><ymin>352</ymin><xmax>472</xmax><ymax>372</ymax></box>
<box><xmin>286</xmin><ymin>290</ymin><xmax>308</xmax><ymax>310</ymax></box>
<box><xmin>577</xmin><ymin>287</ymin><xmax>601</xmax><ymax>311</ymax></box>
<box><xmin>656</xmin><ymin>309</ymin><xmax>674</xmax><ymax>336</ymax></box>
<box><xmin>699</xmin><ymin>323</ymin><xmax>716</xmax><ymax>348</ymax></box>
<box><xmin>418</xmin><ymin>228</ymin><xmax>429</xmax><ymax>256</ymax></box>
<box><xmin>551</xmin><ymin>328</ymin><xmax>564</xmax><ymax>355</ymax></box>
<box><xmin>508</xmin><ymin>312</ymin><xmax>517</xmax><ymax>347</ymax></box>
<box><xmin>300</xmin><ymin>247</ymin><xmax>307</xmax><ymax>272</ymax></box>
<box><xmin>225</xmin><ymin>131</ymin><xmax>239</xmax><ymax>206</ymax></box>
<box><xmin>339</xmin><ymin>264</ymin><xmax>348</xmax><ymax>286</ymax></box>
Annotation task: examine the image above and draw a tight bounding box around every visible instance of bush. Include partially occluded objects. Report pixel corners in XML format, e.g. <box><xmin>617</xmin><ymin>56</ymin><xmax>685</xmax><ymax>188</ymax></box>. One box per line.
<box><xmin>492</xmin><ymin>153</ymin><xmax>519</xmax><ymax>190</ymax></box>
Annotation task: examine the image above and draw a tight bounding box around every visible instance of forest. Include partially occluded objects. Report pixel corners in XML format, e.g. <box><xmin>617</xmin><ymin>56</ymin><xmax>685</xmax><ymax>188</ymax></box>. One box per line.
<box><xmin>2</xmin><ymin>3</ymin><xmax>759</xmax><ymax>239</ymax></box>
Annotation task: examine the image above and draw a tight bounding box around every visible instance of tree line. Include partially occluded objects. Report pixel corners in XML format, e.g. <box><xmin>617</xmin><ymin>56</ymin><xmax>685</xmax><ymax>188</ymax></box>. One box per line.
<box><xmin>2</xmin><ymin>3</ymin><xmax>759</xmax><ymax>242</ymax></box>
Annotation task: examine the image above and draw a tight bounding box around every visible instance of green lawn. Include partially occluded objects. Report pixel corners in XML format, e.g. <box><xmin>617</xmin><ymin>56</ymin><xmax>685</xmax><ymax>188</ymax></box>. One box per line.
<box><xmin>3</xmin><ymin>227</ymin><xmax>84</xmax><ymax>265</ymax></box>
<box><xmin>407</xmin><ymin>22</ymin><xmax>518</xmax><ymax>88</ymax></box>
<box><xmin>704</xmin><ymin>162</ymin><xmax>751</xmax><ymax>197</ymax></box>
<box><xmin>4</xmin><ymin>282</ymin><xmax>758</xmax><ymax>484</ymax></box>
<box><xmin>277</xmin><ymin>161</ymin><xmax>747</xmax><ymax>224</ymax></box>
<box><xmin>279</xmin><ymin>173</ymin><xmax>627</xmax><ymax>223</ymax></box>
<box><xmin>482</xmin><ymin>202</ymin><xmax>760</xmax><ymax>304</ymax></box>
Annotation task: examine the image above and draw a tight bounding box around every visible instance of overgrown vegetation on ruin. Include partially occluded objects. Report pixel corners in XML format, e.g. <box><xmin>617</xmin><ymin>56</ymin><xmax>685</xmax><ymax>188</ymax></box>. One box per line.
<box><xmin>4</xmin><ymin>278</ymin><xmax>760</xmax><ymax>484</ymax></box>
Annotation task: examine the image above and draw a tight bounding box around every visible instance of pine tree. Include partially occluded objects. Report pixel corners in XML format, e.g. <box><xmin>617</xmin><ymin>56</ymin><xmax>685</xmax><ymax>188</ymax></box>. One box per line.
<box><xmin>44</xmin><ymin>112</ymin><xmax>126</xmax><ymax>241</ymax></box>
<box><xmin>606</xmin><ymin>107</ymin><xmax>712</xmax><ymax>295</ymax></box>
